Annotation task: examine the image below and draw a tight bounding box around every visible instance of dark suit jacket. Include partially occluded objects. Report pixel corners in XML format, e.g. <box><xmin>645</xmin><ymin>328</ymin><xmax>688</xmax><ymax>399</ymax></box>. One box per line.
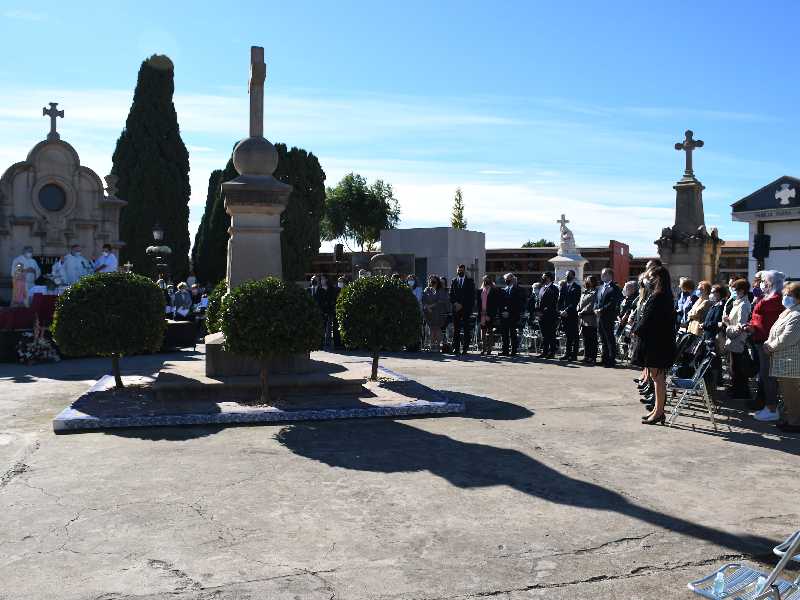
<box><xmin>537</xmin><ymin>284</ymin><xmax>559</xmax><ymax>321</ymax></box>
<box><xmin>595</xmin><ymin>281</ymin><xmax>622</xmax><ymax>320</ymax></box>
<box><xmin>449</xmin><ymin>276</ymin><xmax>475</xmax><ymax>314</ymax></box>
<box><xmin>500</xmin><ymin>285</ymin><xmax>526</xmax><ymax>321</ymax></box>
<box><xmin>309</xmin><ymin>286</ymin><xmax>329</xmax><ymax>315</ymax></box>
<box><xmin>557</xmin><ymin>281</ymin><xmax>582</xmax><ymax>316</ymax></box>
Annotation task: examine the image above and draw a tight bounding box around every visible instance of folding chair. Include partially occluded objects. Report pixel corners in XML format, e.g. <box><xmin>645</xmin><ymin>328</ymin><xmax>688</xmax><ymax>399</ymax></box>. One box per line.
<box><xmin>667</xmin><ymin>352</ymin><xmax>717</xmax><ymax>429</ymax></box>
<box><xmin>774</xmin><ymin>530</ymin><xmax>800</xmax><ymax>564</ymax></box>
<box><xmin>688</xmin><ymin>529</ymin><xmax>800</xmax><ymax>599</ymax></box>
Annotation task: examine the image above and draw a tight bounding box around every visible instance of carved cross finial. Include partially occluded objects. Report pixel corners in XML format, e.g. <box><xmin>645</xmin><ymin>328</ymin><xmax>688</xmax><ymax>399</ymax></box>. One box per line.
<box><xmin>248</xmin><ymin>46</ymin><xmax>266</xmax><ymax>138</ymax></box>
<box><xmin>556</xmin><ymin>214</ymin><xmax>569</xmax><ymax>228</ymax></box>
<box><xmin>674</xmin><ymin>129</ymin><xmax>704</xmax><ymax>177</ymax></box>
<box><xmin>42</xmin><ymin>102</ymin><xmax>64</xmax><ymax>141</ymax></box>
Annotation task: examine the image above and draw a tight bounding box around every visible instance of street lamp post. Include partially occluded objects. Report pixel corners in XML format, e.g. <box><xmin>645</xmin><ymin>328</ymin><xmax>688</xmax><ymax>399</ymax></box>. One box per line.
<box><xmin>145</xmin><ymin>222</ymin><xmax>172</xmax><ymax>282</ymax></box>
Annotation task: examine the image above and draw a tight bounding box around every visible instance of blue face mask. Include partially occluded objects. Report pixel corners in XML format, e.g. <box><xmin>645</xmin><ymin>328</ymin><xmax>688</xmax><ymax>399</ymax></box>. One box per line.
<box><xmin>783</xmin><ymin>295</ymin><xmax>797</xmax><ymax>309</ymax></box>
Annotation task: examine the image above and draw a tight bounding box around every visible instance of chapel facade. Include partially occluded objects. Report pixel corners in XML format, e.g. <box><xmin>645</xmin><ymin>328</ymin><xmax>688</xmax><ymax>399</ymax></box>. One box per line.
<box><xmin>0</xmin><ymin>103</ymin><xmax>126</xmax><ymax>301</ymax></box>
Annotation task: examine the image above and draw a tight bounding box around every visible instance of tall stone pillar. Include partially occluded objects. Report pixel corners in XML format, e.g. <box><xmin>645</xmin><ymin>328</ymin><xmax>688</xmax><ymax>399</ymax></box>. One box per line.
<box><xmin>222</xmin><ymin>46</ymin><xmax>292</xmax><ymax>288</ymax></box>
<box><xmin>656</xmin><ymin>130</ymin><xmax>724</xmax><ymax>283</ymax></box>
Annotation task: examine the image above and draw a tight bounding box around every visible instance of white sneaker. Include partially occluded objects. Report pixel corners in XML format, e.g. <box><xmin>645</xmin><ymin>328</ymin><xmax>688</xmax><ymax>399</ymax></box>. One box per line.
<box><xmin>753</xmin><ymin>408</ymin><xmax>780</xmax><ymax>422</ymax></box>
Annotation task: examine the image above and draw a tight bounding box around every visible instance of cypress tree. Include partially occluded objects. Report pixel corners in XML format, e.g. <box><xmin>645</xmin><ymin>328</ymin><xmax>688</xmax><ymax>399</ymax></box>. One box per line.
<box><xmin>192</xmin><ymin>144</ymin><xmax>325</xmax><ymax>284</ymax></box>
<box><xmin>112</xmin><ymin>54</ymin><xmax>191</xmax><ymax>280</ymax></box>
<box><xmin>274</xmin><ymin>143</ymin><xmax>326</xmax><ymax>281</ymax></box>
<box><xmin>451</xmin><ymin>187</ymin><xmax>467</xmax><ymax>229</ymax></box>
<box><xmin>192</xmin><ymin>169</ymin><xmax>222</xmax><ymax>283</ymax></box>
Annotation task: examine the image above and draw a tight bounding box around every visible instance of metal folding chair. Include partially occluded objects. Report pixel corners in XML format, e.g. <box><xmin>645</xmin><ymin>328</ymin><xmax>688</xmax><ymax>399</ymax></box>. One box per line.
<box><xmin>667</xmin><ymin>352</ymin><xmax>717</xmax><ymax>429</ymax></box>
<box><xmin>688</xmin><ymin>529</ymin><xmax>800</xmax><ymax>599</ymax></box>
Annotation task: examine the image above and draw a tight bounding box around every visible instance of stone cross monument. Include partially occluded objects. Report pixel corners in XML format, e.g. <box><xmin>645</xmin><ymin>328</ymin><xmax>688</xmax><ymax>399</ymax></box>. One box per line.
<box><xmin>656</xmin><ymin>129</ymin><xmax>723</xmax><ymax>283</ymax></box>
<box><xmin>548</xmin><ymin>214</ymin><xmax>587</xmax><ymax>282</ymax></box>
<box><xmin>222</xmin><ymin>46</ymin><xmax>292</xmax><ymax>289</ymax></box>
<box><xmin>42</xmin><ymin>102</ymin><xmax>64</xmax><ymax>141</ymax></box>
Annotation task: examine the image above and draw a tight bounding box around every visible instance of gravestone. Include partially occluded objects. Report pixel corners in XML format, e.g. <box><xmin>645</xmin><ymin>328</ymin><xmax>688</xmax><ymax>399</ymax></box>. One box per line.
<box><xmin>656</xmin><ymin>130</ymin><xmax>723</xmax><ymax>283</ymax></box>
<box><xmin>548</xmin><ymin>214</ymin><xmax>588</xmax><ymax>282</ymax></box>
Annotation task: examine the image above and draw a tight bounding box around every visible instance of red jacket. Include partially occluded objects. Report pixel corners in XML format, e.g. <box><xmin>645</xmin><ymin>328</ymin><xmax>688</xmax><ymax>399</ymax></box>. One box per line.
<box><xmin>748</xmin><ymin>294</ymin><xmax>784</xmax><ymax>343</ymax></box>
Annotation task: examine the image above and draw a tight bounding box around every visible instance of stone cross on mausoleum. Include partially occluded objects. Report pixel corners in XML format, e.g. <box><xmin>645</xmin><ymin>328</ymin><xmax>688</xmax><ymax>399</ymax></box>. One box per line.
<box><xmin>674</xmin><ymin>129</ymin><xmax>704</xmax><ymax>178</ymax></box>
<box><xmin>42</xmin><ymin>102</ymin><xmax>64</xmax><ymax>141</ymax></box>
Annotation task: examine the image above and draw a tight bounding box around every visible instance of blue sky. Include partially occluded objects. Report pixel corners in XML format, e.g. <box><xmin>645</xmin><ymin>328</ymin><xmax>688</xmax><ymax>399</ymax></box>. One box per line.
<box><xmin>2</xmin><ymin>0</ymin><xmax>798</xmax><ymax>255</ymax></box>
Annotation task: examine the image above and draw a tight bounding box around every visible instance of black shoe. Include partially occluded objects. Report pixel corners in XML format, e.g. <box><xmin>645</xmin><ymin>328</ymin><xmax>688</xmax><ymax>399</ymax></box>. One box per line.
<box><xmin>500</xmin><ymin>351</ymin><xmax>510</xmax><ymax>356</ymax></box>
<box><xmin>603</xmin><ymin>362</ymin><xmax>617</xmax><ymax>368</ymax></box>
<box><xmin>645</xmin><ymin>403</ymin><xmax>654</xmax><ymax>411</ymax></box>
<box><xmin>746</xmin><ymin>399</ymin><xmax>765</xmax><ymax>411</ymax></box>
<box><xmin>510</xmin><ymin>351</ymin><xmax>518</xmax><ymax>357</ymax></box>
<box><xmin>642</xmin><ymin>413</ymin><xmax>666</xmax><ymax>425</ymax></box>
<box><xmin>640</xmin><ymin>394</ymin><xmax>654</xmax><ymax>404</ymax></box>
<box><xmin>777</xmin><ymin>422</ymin><xmax>800</xmax><ymax>432</ymax></box>
<box><xmin>558</xmin><ymin>355</ymin><xmax>571</xmax><ymax>361</ymax></box>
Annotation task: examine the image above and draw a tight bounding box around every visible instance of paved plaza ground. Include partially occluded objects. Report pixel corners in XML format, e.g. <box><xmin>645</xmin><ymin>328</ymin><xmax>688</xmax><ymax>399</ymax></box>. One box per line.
<box><xmin>1</xmin><ymin>348</ymin><xmax>798</xmax><ymax>599</ymax></box>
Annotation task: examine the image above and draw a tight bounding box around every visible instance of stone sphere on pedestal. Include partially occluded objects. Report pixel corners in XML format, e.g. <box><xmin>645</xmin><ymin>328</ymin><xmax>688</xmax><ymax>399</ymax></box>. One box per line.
<box><xmin>232</xmin><ymin>135</ymin><xmax>278</xmax><ymax>177</ymax></box>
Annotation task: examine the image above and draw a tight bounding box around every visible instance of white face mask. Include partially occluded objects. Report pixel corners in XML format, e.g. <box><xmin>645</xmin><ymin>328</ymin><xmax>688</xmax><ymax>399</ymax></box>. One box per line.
<box><xmin>784</xmin><ymin>295</ymin><xmax>797</xmax><ymax>309</ymax></box>
<box><xmin>73</xmin><ymin>251</ymin><xmax>81</xmax><ymax>257</ymax></box>
<box><xmin>102</xmin><ymin>251</ymin><xmax>110</xmax><ymax>257</ymax></box>
<box><xmin>337</xmin><ymin>282</ymin><xmax>344</xmax><ymax>289</ymax></box>
<box><xmin>709</xmin><ymin>293</ymin><xmax>719</xmax><ymax>303</ymax></box>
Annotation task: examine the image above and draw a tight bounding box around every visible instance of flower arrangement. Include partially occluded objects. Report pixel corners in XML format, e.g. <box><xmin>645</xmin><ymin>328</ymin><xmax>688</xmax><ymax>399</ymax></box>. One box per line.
<box><xmin>17</xmin><ymin>318</ymin><xmax>60</xmax><ymax>365</ymax></box>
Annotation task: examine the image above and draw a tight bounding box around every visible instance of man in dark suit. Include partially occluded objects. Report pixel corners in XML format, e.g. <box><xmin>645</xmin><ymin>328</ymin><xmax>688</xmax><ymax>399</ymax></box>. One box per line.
<box><xmin>449</xmin><ymin>264</ymin><xmax>475</xmax><ymax>355</ymax></box>
<box><xmin>499</xmin><ymin>273</ymin><xmax>526</xmax><ymax>356</ymax></box>
<box><xmin>594</xmin><ymin>267</ymin><xmax>623</xmax><ymax>367</ymax></box>
<box><xmin>536</xmin><ymin>272</ymin><xmax>560</xmax><ymax>358</ymax></box>
<box><xmin>558</xmin><ymin>269</ymin><xmax>582</xmax><ymax>361</ymax></box>
<box><xmin>308</xmin><ymin>275</ymin><xmax>329</xmax><ymax>348</ymax></box>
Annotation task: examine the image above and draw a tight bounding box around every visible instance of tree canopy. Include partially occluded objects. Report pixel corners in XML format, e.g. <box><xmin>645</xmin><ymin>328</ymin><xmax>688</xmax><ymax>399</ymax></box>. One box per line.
<box><xmin>522</xmin><ymin>238</ymin><xmax>556</xmax><ymax>248</ymax></box>
<box><xmin>450</xmin><ymin>187</ymin><xmax>467</xmax><ymax>229</ymax></box>
<box><xmin>112</xmin><ymin>54</ymin><xmax>191</xmax><ymax>280</ymax></box>
<box><xmin>322</xmin><ymin>173</ymin><xmax>400</xmax><ymax>251</ymax></box>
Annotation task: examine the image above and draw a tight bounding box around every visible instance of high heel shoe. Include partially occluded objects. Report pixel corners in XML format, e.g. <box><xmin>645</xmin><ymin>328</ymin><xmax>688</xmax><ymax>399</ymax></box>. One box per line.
<box><xmin>641</xmin><ymin>413</ymin><xmax>666</xmax><ymax>425</ymax></box>
<box><xmin>640</xmin><ymin>394</ymin><xmax>654</xmax><ymax>404</ymax></box>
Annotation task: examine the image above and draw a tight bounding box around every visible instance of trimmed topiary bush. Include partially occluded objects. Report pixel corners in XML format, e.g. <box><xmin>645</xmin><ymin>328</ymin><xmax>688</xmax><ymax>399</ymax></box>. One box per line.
<box><xmin>52</xmin><ymin>272</ymin><xmax>166</xmax><ymax>388</ymax></box>
<box><xmin>205</xmin><ymin>281</ymin><xmax>228</xmax><ymax>334</ymax></box>
<box><xmin>220</xmin><ymin>277</ymin><xmax>322</xmax><ymax>402</ymax></box>
<box><xmin>336</xmin><ymin>275</ymin><xmax>421</xmax><ymax>380</ymax></box>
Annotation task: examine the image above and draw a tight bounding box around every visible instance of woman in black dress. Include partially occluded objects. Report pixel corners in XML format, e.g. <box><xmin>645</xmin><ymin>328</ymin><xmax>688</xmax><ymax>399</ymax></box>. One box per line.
<box><xmin>632</xmin><ymin>266</ymin><xmax>677</xmax><ymax>425</ymax></box>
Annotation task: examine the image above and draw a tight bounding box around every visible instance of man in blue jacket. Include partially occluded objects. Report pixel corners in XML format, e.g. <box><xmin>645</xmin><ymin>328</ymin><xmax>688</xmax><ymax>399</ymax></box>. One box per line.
<box><xmin>595</xmin><ymin>267</ymin><xmax>623</xmax><ymax>367</ymax></box>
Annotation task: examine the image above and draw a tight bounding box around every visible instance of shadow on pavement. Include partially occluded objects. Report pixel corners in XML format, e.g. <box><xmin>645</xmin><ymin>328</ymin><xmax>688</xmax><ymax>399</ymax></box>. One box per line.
<box><xmin>276</xmin><ymin>393</ymin><xmax>780</xmax><ymax>558</ymax></box>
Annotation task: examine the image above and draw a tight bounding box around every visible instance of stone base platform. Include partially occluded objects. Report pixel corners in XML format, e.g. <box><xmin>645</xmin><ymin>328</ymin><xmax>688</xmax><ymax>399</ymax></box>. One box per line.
<box><xmin>52</xmin><ymin>356</ymin><xmax>464</xmax><ymax>433</ymax></box>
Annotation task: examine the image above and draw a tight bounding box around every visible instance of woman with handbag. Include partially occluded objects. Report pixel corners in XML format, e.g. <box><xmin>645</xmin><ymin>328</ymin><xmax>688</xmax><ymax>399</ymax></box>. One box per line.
<box><xmin>723</xmin><ymin>279</ymin><xmax>753</xmax><ymax>400</ymax></box>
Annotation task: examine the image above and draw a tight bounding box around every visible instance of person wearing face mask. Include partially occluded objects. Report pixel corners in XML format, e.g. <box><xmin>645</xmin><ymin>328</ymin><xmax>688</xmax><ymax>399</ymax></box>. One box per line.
<box><xmin>763</xmin><ymin>282</ymin><xmax>800</xmax><ymax>431</ymax></box>
<box><xmin>685</xmin><ymin>281</ymin><xmax>712</xmax><ymax>336</ymax></box>
<box><xmin>578</xmin><ymin>275</ymin><xmax>599</xmax><ymax>365</ymax></box>
<box><xmin>557</xmin><ymin>269</ymin><xmax>582</xmax><ymax>361</ymax></box>
<box><xmin>594</xmin><ymin>268</ymin><xmax>623</xmax><ymax>368</ymax></box>
<box><xmin>700</xmin><ymin>284</ymin><xmax>729</xmax><ymax>397</ymax></box>
<box><xmin>10</xmin><ymin>246</ymin><xmax>41</xmax><ymax>297</ymax></box>
<box><xmin>93</xmin><ymin>244</ymin><xmax>118</xmax><ymax>273</ymax></box>
<box><xmin>632</xmin><ymin>266</ymin><xmax>677</xmax><ymax>425</ymax></box>
<box><xmin>535</xmin><ymin>272</ymin><xmax>559</xmax><ymax>359</ymax></box>
<box><xmin>723</xmin><ymin>279</ymin><xmax>753</xmax><ymax>400</ymax></box>
<box><xmin>675</xmin><ymin>277</ymin><xmax>698</xmax><ymax>330</ymax></box>
<box><xmin>449</xmin><ymin>264</ymin><xmax>475</xmax><ymax>355</ymax></box>
<box><xmin>476</xmin><ymin>275</ymin><xmax>501</xmax><ymax>355</ymax></box>
<box><xmin>498</xmin><ymin>273</ymin><xmax>525</xmax><ymax>356</ymax></box>
<box><xmin>751</xmin><ymin>272</ymin><xmax>764</xmax><ymax>303</ymax></box>
<box><xmin>63</xmin><ymin>244</ymin><xmax>94</xmax><ymax>285</ymax></box>
<box><xmin>747</xmin><ymin>270</ymin><xmax>787</xmax><ymax>419</ymax></box>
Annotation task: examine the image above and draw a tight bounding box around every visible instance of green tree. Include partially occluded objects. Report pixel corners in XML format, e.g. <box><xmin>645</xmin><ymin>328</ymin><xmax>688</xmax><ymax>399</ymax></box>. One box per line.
<box><xmin>522</xmin><ymin>238</ymin><xmax>556</xmax><ymax>248</ymax></box>
<box><xmin>451</xmin><ymin>187</ymin><xmax>467</xmax><ymax>229</ymax></box>
<box><xmin>112</xmin><ymin>54</ymin><xmax>191</xmax><ymax>281</ymax></box>
<box><xmin>221</xmin><ymin>277</ymin><xmax>322</xmax><ymax>403</ymax></box>
<box><xmin>322</xmin><ymin>173</ymin><xmax>400</xmax><ymax>251</ymax></box>
<box><xmin>336</xmin><ymin>276</ymin><xmax>421</xmax><ymax>380</ymax></box>
<box><xmin>191</xmin><ymin>168</ymin><xmax>223</xmax><ymax>281</ymax></box>
<box><xmin>192</xmin><ymin>145</ymin><xmax>325</xmax><ymax>285</ymax></box>
<box><xmin>274</xmin><ymin>144</ymin><xmax>327</xmax><ymax>281</ymax></box>
<box><xmin>52</xmin><ymin>273</ymin><xmax>166</xmax><ymax>389</ymax></box>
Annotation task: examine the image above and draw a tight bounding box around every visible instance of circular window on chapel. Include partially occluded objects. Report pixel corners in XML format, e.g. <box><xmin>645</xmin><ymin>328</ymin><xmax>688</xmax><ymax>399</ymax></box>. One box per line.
<box><xmin>38</xmin><ymin>183</ymin><xmax>66</xmax><ymax>212</ymax></box>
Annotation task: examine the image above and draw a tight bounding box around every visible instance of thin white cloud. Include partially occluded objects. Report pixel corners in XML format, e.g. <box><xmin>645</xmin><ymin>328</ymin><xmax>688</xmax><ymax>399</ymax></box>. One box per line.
<box><xmin>3</xmin><ymin>9</ymin><xmax>46</xmax><ymax>21</ymax></box>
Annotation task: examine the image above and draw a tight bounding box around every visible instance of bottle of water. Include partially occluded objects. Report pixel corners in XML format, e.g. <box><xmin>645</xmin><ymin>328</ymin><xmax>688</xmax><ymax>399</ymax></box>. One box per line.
<box><xmin>755</xmin><ymin>576</ymin><xmax>767</xmax><ymax>595</ymax></box>
<box><xmin>712</xmin><ymin>571</ymin><xmax>725</xmax><ymax>598</ymax></box>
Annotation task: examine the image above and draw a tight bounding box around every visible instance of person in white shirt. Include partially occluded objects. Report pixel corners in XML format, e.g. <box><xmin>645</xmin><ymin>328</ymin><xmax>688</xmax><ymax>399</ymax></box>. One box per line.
<box><xmin>10</xmin><ymin>246</ymin><xmax>41</xmax><ymax>292</ymax></box>
<box><xmin>63</xmin><ymin>244</ymin><xmax>94</xmax><ymax>285</ymax></box>
<box><xmin>93</xmin><ymin>244</ymin><xmax>118</xmax><ymax>273</ymax></box>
